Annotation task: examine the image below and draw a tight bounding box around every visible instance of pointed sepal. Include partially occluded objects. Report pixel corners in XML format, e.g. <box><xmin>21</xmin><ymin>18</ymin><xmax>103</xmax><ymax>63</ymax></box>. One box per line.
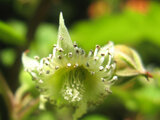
<box><xmin>57</xmin><ymin>12</ymin><xmax>74</xmax><ymax>53</ymax></box>
<box><xmin>22</xmin><ymin>51</ymin><xmax>39</xmax><ymax>71</ymax></box>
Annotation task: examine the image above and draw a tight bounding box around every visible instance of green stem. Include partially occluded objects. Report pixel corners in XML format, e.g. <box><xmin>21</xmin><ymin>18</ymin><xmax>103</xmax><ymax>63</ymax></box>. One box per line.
<box><xmin>0</xmin><ymin>72</ymin><xmax>14</xmax><ymax>119</ymax></box>
<box><xmin>18</xmin><ymin>98</ymin><xmax>40</xmax><ymax>120</ymax></box>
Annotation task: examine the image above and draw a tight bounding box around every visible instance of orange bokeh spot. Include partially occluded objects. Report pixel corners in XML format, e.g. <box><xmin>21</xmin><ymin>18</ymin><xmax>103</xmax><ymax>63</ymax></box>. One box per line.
<box><xmin>126</xmin><ymin>0</ymin><xmax>149</xmax><ymax>13</ymax></box>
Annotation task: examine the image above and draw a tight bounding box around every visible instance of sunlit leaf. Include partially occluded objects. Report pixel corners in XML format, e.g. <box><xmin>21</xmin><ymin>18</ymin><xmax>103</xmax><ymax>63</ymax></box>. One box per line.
<box><xmin>0</xmin><ymin>21</ymin><xmax>25</xmax><ymax>45</ymax></box>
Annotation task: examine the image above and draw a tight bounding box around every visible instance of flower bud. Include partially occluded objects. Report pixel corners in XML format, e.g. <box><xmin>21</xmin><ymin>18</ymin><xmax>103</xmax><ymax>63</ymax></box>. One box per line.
<box><xmin>114</xmin><ymin>45</ymin><xmax>147</xmax><ymax>77</ymax></box>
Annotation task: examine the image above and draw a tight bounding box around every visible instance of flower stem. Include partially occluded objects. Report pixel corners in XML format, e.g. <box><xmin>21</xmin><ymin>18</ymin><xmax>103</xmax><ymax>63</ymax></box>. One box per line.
<box><xmin>0</xmin><ymin>72</ymin><xmax>14</xmax><ymax>119</ymax></box>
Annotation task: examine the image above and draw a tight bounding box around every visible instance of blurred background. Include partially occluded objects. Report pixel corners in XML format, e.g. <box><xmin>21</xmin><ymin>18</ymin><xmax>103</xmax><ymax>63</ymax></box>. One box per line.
<box><xmin>0</xmin><ymin>0</ymin><xmax>160</xmax><ymax>120</ymax></box>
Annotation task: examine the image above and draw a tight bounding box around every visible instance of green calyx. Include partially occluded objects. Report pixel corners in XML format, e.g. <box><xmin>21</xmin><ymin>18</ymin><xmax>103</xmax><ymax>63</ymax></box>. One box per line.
<box><xmin>22</xmin><ymin>13</ymin><xmax>117</xmax><ymax>104</ymax></box>
<box><xmin>22</xmin><ymin>12</ymin><xmax>119</xmax><ymax>120</ymax></box>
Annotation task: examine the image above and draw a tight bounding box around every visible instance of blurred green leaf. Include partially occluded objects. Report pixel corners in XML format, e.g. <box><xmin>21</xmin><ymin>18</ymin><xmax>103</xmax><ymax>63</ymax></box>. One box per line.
<box><xmin>8</xmin><ymin>20</ymin><xmax>27</xmax><ymax>38</ymax></box>
<box><xmin>29</xmin><ymin>23</ymin><xmax>57</xmax><ymax>57</ymax></box>
<box><xmin>19</xmin><ymin>70</ymin><xmax>38</xmax><ymax>97</ymax></box>
<box><xmin>70</xmin><ymin>3</ymin><xmax>160</xmax><ymax>52</ymax></box>
<box><xmin>19</xmin><ymin>70</ymin><xmax>34</xmax><ymax>89</ymax></box>
<box><xmin>153</xmin><ymin>68</ymin><xmax>160</xmax><ymax>86</ymax></box>
<box><xmin>0</xmin><ymin>21</ymin><xmax>26</xmax><ymax>45</ymax></box>
<box><xmin>0</xmin><ymin>48</ymin><xmax>16</xmax><ymax>67</ymax></box>
<box><xmin>134</xmin><ymin>86</ymin><xmax>160</xmax><ymax>114</ymax></box>
<box><xmin>112</xmin><ymin>74</ymin><xmax>160</xmax><ymax>116</ymax></box>
<box><xmin>29</xmin><ymin>111</ymin><xmax>56</xmax><ymax>120</ymax></box>
<box><xmin>81</xmin><ymin>114</ymin><xmax>109</xmax><ymax>120</ymax></box>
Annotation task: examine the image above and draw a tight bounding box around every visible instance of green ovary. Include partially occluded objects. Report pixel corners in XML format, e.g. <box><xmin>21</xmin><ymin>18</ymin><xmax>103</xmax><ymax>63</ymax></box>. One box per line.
<box><xmin>41</xmin><ymin>66</ymin><xmax>105</xmax><ymax>105</ymax></box>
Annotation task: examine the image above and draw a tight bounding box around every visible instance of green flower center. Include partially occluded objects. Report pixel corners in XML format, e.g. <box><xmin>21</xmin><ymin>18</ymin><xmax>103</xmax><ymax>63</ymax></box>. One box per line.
<box><xmin>61</xmin><ymin>66</ymin><xmax>88</xmax><ymax>102</ymax></box>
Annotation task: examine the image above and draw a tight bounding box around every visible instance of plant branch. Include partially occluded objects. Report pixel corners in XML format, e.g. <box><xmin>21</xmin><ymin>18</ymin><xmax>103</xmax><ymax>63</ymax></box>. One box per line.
<box><xmin>26</xmin><ymin>0</ymin><xmax>53</xmax><ymax>47</ymax></box>
<box><xmin>0</xmin><ymin>72</ymin><xmax>14</xmax><ymax>115</ymax></box>
<box><xmin>18</xmin><ymin>98</ymin><xmax>40</xmax><ymax>120</ymax></box>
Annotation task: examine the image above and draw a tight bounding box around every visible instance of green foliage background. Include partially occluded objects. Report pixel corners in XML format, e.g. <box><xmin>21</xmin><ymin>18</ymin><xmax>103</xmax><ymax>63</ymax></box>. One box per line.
<box><xmin>0</xmin><ymin>0</ymin><xmax>160</xmax><ymax>120</ymax></box>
